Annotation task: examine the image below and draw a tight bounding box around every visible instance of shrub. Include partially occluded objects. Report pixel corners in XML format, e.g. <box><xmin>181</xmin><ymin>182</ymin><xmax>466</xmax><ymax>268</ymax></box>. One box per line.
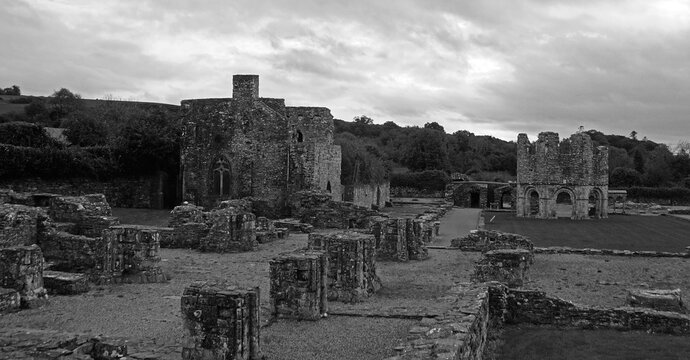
<box><xmin>0</xmin><ymin>121</ymin><xmax>63</xmax><ymax>148</ymax></box>
<box><xmin>0</xmin><ymin>144</ymin><xmax>119</xmax><ymax>180</ymax></box>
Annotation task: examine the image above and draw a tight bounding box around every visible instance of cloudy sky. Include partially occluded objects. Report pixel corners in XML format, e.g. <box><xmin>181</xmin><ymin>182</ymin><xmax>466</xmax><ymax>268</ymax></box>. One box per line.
<box><xmin>1</xmin><ymin>0</ymin><xmax>688</xmax><ymax>145</ymax></box>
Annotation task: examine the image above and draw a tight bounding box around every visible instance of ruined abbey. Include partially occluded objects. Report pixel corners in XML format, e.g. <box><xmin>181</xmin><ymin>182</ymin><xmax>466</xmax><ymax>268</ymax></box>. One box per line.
<box><xmin>179</xmin><ymin>75</ymin><xmax>342</xmax><ymax>215</ymax></box>
<box><xmin>516</xmin><ymin>131</ymin><xmax>609</xmax><ymax>219</ymax></box>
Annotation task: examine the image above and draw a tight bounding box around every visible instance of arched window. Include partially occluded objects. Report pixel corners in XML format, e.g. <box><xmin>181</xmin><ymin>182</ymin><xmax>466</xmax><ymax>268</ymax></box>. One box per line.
<box><xmin>326</xmin><ymin>181</ymin><xmax>332</xmax><ymax>193</ymax></box>
<box><xmin>297</xmin><ymin>130</ymin><xmax>304</xmax><ymax>143</ymax></box>
<box><xmin>212</xmin><ymin>157</ymin><xmax>231</xmax><ymax>196</ymax></box>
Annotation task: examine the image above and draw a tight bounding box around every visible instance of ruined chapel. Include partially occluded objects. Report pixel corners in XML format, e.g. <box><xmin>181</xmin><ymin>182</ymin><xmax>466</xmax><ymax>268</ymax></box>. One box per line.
<box><xmin>516</xmin><ymin>131</ymin><xmax>608</xmax><ymax>219</ymax></box>
<box><xmin>179</xmin><ymin>75</ymin><xmax>342</xmax><ymax>214</ymax></box>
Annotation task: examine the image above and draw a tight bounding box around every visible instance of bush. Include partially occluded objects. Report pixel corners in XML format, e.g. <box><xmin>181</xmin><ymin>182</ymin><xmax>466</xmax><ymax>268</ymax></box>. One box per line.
<box><xmin>391</xmin><ymin>170</ymin><xmax>450</xmax><ymax>191</ymax></box>
<box><xmin>8</xmin><ymin>97</ymin><xmax>32</xmax><ymax>104</ymax></box>
<box><xmin>0</xmin><ymin>122</ymin><xmax>63</xmax><ymax>148</ymax></box>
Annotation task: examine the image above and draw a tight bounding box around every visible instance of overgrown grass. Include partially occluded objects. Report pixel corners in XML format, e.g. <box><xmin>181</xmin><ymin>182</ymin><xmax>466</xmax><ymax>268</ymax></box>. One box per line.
<box><xmin>495</xmin><ymin>325</ymin><xmax>690</xmax><ymax>360</ymax></box>
<box><xmin>485</xmin><ymin>212</ymin><xmax>690</xmax><ymax>252</ymax></box>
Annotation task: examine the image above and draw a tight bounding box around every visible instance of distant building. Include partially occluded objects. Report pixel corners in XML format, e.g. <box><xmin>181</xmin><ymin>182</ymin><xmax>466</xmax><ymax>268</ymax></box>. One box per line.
<box><xmin>516</xmin><ymin>132</ymin><xmax>608</xmax><ymax>219</ymax></box>
<box><xmin>179</xmin><ymin>75</ymin><xmax>341</xmax><ymax>215</ymax></box>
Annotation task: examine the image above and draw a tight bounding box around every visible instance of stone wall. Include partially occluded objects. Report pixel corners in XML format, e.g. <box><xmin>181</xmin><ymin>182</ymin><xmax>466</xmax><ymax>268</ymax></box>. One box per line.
<box><xmin>0</xmin><ymin>176</ymin><xmax>164</xmax><ymax>208</ymax></box>
<box><xmin>200</xmin><ymin>207</ymin><xmax>257</xmax><ymax>252</ymax></box>
<box><xmin>269</xmin><ymin>250</ymin><xmax>328</xmax><ymax>320</ymax></box>
<box><xmin>0</xmin><ymin>245</ymin><xmax>47</xmax><ymax>308</ymax></box>
<box><xmin>516</xmin><ymin>132</ymin><xmax>609</xmax><ymax>219</ymax></box>
<box><xmin>102</xmin><ymin>225</ymin><xmax>165</xmax><ymax>282</ymax></box>
<box><xmin>0</xmin><ymin>204</ymin><xmax>51</xmax><ymax>248</ymax></box>
<box><xmin>41</xmin><ymin>231</ymin><xmax>99</xmax><ymax>272</ymax></box>
<box><xmin>288</xmin><ymin>190</ymin><xmax>381</xmax><ymax>229</ymax></box>
<box><xmin>451</xmin><ymin>229</ymin><xmax>534</xmax><ymax>252</ymax></box>
<box><xmin>343</xmin><ymin>182</ymin><xmax>390</xmax><ymax>208</ymax></box>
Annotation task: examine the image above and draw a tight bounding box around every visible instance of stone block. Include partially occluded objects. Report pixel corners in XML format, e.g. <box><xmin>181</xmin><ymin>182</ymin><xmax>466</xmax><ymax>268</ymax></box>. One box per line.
<box><xmin>0</xmin><ymin>244</ymin><xmax>48</xmax><ymax>307</ymax></box>
<box><xmin>43</xmin><ymin>270</ymin><xmax>90</xmax><ymax>295</ymax></box>
<box><xmin>472</xmin><ymin>249</ymin><xmax>532</xmax><ymax>288</ymax></box>
<box><xmin>201</xmin><ymin>208</ymin><xmax>257</xmax><ymax>253</ymax></box>
<box><xmin>270</xmin><ymin>250</ymin><xmax>328</xmax><ymax>320</ymax></box>
<box><xmin>308</xmin><ymin>231</ymin><xmax>381</xmax><ymax>302</ymax></box>
<box><xmin>169</xmin><ymin>203</ymin><xmax>206</xmax><ymax>228</ymax></box>
<box><xmin>181</xmin><ymin>282</ymin><xmax>261</xmax><ymax>360</ymax></box>
<box><xmin>0</xmin><ymin>204</ymin><xmax>52</xmax><ymax>248</ymax></box>
<box><xmin>0</xmin><ymin>287</ymin><xmax>21</xmax><ymax>312</ymax></box>
<box><xmin>99</xmin><ymin>225</ymin><xmax>166</xmax><ymax>283</ymax></box>
<box><xmin>627</xmin><ymin>288</ymin><xmax>685</xmax><ymax>313</ymax></box>
<box><xmin>40</xmin><ymin>231</ymin><xmax>98</xmax><ymax>273</ymax></box>
<box><xmin>48</xmin><ymin>194</ymin><xmax>112</xmax><ymax>223</ymax></box>
<box><xmin>172</xmin><ymin>222</ymin><xmax>209</xmax><ymax>249</ymax></box>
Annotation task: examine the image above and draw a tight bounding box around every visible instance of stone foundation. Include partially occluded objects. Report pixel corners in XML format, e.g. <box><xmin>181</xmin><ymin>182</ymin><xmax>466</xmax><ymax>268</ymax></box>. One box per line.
<box><xmin>472</xmin><ymin>249</ymin><xmax>532</xmax><ymax>288</ymax></box>
<box><xmin>269</xmin><ymin>250</ymin><xmax>328</xmax><ymax>320</ymax></box>
<box><xmin>308</xmin><ymin>231</ymin><xmax>381</xmax><ymax>303</ymax></box>
<box><xmin>0</xmin><ymin>244</ymin><xmax>47</xmax><ymax>308</ymax></box>
<box><xmin>201</xmin><ymin>207</ymin><xmax>257</xmax><ymax>253</ymax></box>
<box><xmin>181</xmin><ymin>282</ymin><xmax>261</xmax><ymax>360</ymax></box>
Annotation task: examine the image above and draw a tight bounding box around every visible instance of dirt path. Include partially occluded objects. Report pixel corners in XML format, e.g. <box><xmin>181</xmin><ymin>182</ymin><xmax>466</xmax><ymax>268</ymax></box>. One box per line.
<box><xmin>432</xmin><ymin>207</ymin><xmax>480</xmax><ymax>247</ymax></box>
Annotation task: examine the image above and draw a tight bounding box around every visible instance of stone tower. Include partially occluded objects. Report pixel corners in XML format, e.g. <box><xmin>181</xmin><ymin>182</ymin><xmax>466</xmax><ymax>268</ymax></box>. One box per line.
<box><xmin>516</xmin><ymin>131</ymin><xmax>608</xmax><ymax>219</ymax></box>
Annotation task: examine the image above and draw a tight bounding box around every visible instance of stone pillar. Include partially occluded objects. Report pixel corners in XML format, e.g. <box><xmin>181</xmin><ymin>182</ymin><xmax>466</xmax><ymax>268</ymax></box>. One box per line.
<box><xmin>376</xmin><ymin>218</ymin><xmax>408</xmax><ymax>261</ymax></box>
<box><xmin>101</xmin><ymin>225</ymin><xmax>167</xmax><ymax>283</ymax></box>
<box><xmin>405</xmin><ymin>219</ymin><xmax>428</xmax><ymax>261</ymax></box>
<box><xmin>269</xmin><ymin>250</ymin><xmax>328</xmax><ymax>320</ymax></box>
<box><xmin>0</xmin><ymin>244</ymin><xmax>48</xmax><ymax>308</ymax></box>
<box><xmin>181</xmin><ymin>282</ymin><xmax>261</xmax><ymax>360</ymax></box>
<box><xmin>308</xmin><ymin>232</ymin><xmax>382</xmax><ymax>303</ymax></box>
<box><xmin>472</xmin><ymin>249</ymin><xmax>532</xmax><ymax>288</ymax></box>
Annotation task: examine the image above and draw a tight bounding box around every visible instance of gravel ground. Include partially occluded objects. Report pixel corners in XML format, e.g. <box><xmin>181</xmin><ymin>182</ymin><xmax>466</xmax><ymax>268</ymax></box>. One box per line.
<box><xmin>525</xmin><ymin>253</ymin><xmax>690</xmax><ymax>308</ymax></box>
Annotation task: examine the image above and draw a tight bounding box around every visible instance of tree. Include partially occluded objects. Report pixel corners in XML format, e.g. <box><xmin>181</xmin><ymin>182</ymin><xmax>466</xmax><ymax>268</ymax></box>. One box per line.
<box><xmin>404</xmin><ymin>128</ymin><xmax>449</xmax><ymax>171</ymax></box>
<box><xmin>353</xmin><ymin>115</ymin><xmax>373</xmax><ymax>125</ymax></box>
<box><xmin>0</xmin><ymin>85</ymin><xmax>20</xmax><ymax>95</ymax></box>
<box><xmin>629</xmin><ymin>130</ymin><xmax>637</xmax><ymax>140</ymax></box>
<box><xmin>61</xmin><ymin>111</ymin><xmax>109</xmax><ymax>146</ymax></box>
<box><xmin>610</xmin><ymin>167</ymin><xmax>641</xmax><ymax>187</ymax></box>
<box><xmin>424</xmin><ymin>122</ymin><xmax>445</xmax><ymax>133</ymax></box>
<box><xmin>643</xmin><ymin>146</ymin><xmax>673</xmax><ymax>186</ymax></box>
<box><xmin>49</xmin><ymin>88</ymin><xmax>82</xmax><ymax>124</ymax></box>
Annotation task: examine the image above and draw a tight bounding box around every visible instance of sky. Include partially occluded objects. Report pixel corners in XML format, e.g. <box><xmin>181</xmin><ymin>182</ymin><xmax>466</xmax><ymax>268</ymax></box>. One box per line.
<box><xmin>1</xmin><ymin>0</ymin><xmax>688</xmax><ymax>146</ymax></box>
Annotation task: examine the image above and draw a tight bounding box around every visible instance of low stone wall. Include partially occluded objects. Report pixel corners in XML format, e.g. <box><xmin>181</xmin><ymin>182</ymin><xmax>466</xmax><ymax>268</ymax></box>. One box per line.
<box><xmin>472</xmin><ymin>249</ymin><xmax>532</xmax><ymax>288</ymax></box>
<box><xmin>390</xmin><ymin>283</ymin><xmax>490</xmax><ymax>360</ymax></box>
<box><xmin>0</xmin><ymin>177</ymin><xmax>161</xmax><ymax>208</ymax></box>
<box><xmin>289</xmin><ymin>190</ymin><xmax>381</xmax><ymax>229</ymax></box>
<box><xmin>390</xmin><ymin>187</ymin><xmax>445</xmax><ymax>198</ymax></box>
<box><xmin>534</xmin><ymin>246</ymin><xmax>690</xmax><ymax>258</ymax></box>
<box><xmin>269</xmin><ymin>250</ymin><xmax>328</xmax><ymax>320</ymax></box>
<box><xmin>168</xmin><ymin>203</ymin><xmax>206</xmax><ymax>228</ymax></box>
<box><xmin>490</xmin><ymin>285</ymin><xmax>690</xmax><ymax>335</ymax></box>
<box><xmin>451</xmin><ymin>229</ymin><xmax>534</xmax><ymax>252</ymax></box>
<box><xmin>41</xmin><ymin>231</ymin><xmax>98</xmax><ymax>272</ymax></box>
<box><xmin>200</xmin><ymin>207</ymin><xmax>257</xmax><ymax>252</ymax></box>
<box><xmin>170</xmin><ymin>222</ymin><xmax>209</xmax><ymax>249</ymax></box>
<box><xmin>181</xmin><ymin>282</ymin><xmax>261</xmax><ymax>360</ymax></box>
<box><xmin>308</xmin><ymin>232</ymin><xmax>382</xmax><ymax>303</ymax></box>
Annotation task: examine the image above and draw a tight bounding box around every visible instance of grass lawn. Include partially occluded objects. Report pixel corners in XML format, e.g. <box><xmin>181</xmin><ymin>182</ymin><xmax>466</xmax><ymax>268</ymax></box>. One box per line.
<box><xmin>111</xmin><ymin>207</ymin><xmax>172</xmax><ymax>227</ymax></box>
<box><xmin>484</xmin><ymin>212</ymin><xmax>690</xmax><ymax>252</ymax></box>
<box><xmin>495</xmin><ymin>325</ymin><xmax>690</xmax><ymax>360</ymax></box>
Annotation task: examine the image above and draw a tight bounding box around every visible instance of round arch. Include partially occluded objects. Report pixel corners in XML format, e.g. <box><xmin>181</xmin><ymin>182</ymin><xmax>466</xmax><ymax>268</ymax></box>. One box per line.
<box><xmin>553</xmin><ymin>187</ymin><xmax>576</xmax><ymax>218</ymax></box>
<box><xmin>523</xmin><ymin>187</ymin><xmax>540</xmax><ymax>216</ymax></box>
<box><xmin>588</xmin><ymin>187</ymin><xmax>604</xmax><ymax>218</ymax></box>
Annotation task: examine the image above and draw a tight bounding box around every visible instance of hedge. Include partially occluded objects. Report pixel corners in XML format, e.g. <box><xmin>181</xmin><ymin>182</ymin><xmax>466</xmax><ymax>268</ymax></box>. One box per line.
<box><xmin>0</xmin><ymin>121</ymin><xmax>63</xmax><ymax>148</ymax></box>
<box><xmin>390</xmin><ymin>170</ymin><xmax>450</xmax><ymax>191</ymax></box>
<box><xmin>625</xmin><ymin>186</ymin><xmax>690</xmax><ymax>205</ymax></box>
<box><xmin>0</xmin><ymin>144</ymin><xmax>119</xmax><ymax>180</ymax></box>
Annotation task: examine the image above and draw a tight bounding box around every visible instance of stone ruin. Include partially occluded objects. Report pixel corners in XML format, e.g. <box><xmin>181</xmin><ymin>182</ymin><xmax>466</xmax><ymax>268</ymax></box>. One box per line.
<box><xmin>269</xmin><ymin>249</ymin><xmax>328</xmax><ymax>320</ymax></box>
<box><xmin>181</xmin><ymin>282</ymin><xmax>261</xmax><ymax>360</ymax></box>
<box><xmin>180</xmin><ymin>74</ymin><xmax>342</xmax><ymax>215</ymax></box>
<box><xmin>308</xmin><ymin>231</ymin><xmax>382</xmax><ymax>303</ymax></box>
<box><xmin>516</xmin><ymin>131</ymin><xmax>608</xmax><ymax>219</ymax></box>
<box><xmin>471</xmin><ymin>249</ymin><xmax>533</xmax><ymax>288</ymax></box>
<box><xmin>627</xmin><ymin>288</ymin><xmax>686</xmax><ymax>313</ymax></box>
<box><xmin>288</xmin><ymin>190</ymin><xmax>381</xmax><ymax>229</ymax></box>
<box><xmin>0</xmin><ymin>190</ymin><xmax>169</xmax><ymax>312</ymax></box>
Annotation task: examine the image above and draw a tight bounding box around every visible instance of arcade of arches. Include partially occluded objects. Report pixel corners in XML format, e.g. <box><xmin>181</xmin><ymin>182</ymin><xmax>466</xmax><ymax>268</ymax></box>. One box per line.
<box><xmin>517</xmin><ymin>186</ymin><xmax>607</xmax><ymax>219</ymax></box>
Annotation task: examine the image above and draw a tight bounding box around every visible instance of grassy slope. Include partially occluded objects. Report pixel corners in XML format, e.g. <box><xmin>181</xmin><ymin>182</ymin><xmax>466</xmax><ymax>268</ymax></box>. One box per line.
<box><xmin>0</xmin><ymin>95</ymin><xmax>178</xmax><ymax>116</ymax></box>
<box><xmin>485</xmin><ymin>212</ymin><xmax>690</xmax><ymax>252</ymax></box>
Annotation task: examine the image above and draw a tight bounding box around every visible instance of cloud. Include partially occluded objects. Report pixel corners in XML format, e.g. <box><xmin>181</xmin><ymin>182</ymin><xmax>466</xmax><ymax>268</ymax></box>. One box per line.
<box><xmin>0</xmin><ymin>0</ymin><xmax>688</xmax><ymax>146</ymax></box>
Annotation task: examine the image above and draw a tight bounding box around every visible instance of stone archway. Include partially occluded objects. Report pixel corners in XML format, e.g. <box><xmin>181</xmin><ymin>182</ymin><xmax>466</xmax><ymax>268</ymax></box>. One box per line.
<box><xmin>554</xmin><ymin>188</ymin><xmax>575</xmax><ymax>218</ymax></box>
<box><xmin>588</xmin><ymin>188</ymin><xmax>603</xmax><ymax>218</ymax></box>
<box><xmin>526</xmin><ymin>188</ymin><xmax>540</xmax><ymax>216</ymax></box>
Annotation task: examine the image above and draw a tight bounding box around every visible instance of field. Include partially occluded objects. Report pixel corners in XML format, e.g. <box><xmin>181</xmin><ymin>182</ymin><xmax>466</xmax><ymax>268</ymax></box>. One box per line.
<box><xmin>493</xmin><ymin>325</ymin><xmax>690</xmax><ymax>360</ymax></box>
<box><xmin>484</xmin><ymin>212</ymin><xmax>690</xmax><ymax>252</ymax></box>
